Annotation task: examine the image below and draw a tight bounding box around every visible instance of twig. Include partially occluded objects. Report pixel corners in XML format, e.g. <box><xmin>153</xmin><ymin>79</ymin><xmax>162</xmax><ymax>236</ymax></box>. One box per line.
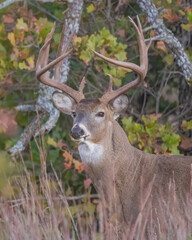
<box><xmin>5</xmin><ymin>194</ymin><xmax>99</xmax><ymax>206</ymax></box>
<box><xmin>29</xmin><ymin>1</ymin><xmax>63</xmax><ymax>23</ymax></box>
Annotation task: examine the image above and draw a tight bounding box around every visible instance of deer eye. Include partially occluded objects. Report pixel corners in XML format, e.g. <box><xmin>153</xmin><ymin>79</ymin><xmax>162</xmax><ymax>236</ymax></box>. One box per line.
<box><xmin>72</xmin><ymin>112</ymin><xmax>76</xmax><ymax>118</ymax></box>
<box><xmin>96</xmin><ymin>112</ymin><xmax>105</xmax><ymax>117</ymax></box>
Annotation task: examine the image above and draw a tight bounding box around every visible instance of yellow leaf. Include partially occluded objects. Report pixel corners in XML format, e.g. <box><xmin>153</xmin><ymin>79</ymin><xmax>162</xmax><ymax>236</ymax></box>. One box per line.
<box><xmin>87</xmin><ymin>4</ymin><xmax>95</xmax><ymax>13</ymax></box>
<box><xmin>73</xmin><ymin>159</ymin><xmax>84</xmax><ymax>173</ymax></box>
<box><xmin>47</xmin><ymin>137</ymin><xmax>57</xmax><ymax>148</ymax></box>
<box><xmin>8</xmin><ymin>32</ymin><xmax>15</xmax><ymax>46</ymax></box>
<box><xmin>179</xmin><ymin>10</ymin><xmax>185</xmax><ymax>16</ymax></box>
<box><xmin>16</xmin><ymin>18</ymin><xmax>28</xmax><ymax>31</ymax></box>
<box><xmin>73</xmin><ymin>36</ymin><xmax>82</xmax><ymax>44</ymax></box>
<box><xmin>18</xmin><ymin>61</ymin><xmax>27</xmax><ymax>70</ymax></box>
<box><xmin>26</xmin><ymin>55</ymin><xmax>34</xmax><ymax>69</ymax></box>
<box><xmin>181</xmin><ymin>23</ymin><xmax>191</xmax><ymax>32</ymax></box>
<box><xmin>156</xmin><ymin>41</ymin><xmax>167</xmax><ymax>54</ymax></box>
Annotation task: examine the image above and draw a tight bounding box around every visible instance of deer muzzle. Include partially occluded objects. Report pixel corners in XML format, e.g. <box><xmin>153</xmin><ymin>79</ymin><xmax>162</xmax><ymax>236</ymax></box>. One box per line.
<box><xmin>71</xmin><ymin>125</ymin><xmax>85</xmax><ymax>140</ymax></box>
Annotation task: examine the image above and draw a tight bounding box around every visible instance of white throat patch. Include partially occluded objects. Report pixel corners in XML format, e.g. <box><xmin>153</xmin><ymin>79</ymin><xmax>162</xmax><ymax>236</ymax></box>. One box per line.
<box><xmin>78</xmin><ymin>141</ymin><xmax>103</xmax><ymax>164</ymax></box>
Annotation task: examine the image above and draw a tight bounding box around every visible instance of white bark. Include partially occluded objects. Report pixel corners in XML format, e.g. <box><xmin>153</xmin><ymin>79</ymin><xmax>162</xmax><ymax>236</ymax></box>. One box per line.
<box><xmin>137</xmin><ymin>0</ymin><xmax>192</xmax><ymax>82</ymax></box>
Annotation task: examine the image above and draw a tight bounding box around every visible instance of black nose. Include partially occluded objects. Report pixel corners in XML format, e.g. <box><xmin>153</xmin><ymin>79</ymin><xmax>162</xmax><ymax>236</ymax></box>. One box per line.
<box><xmin>71</xmin><ymin>125</ymin><xmax>85</xmax><ymax>139</ymax></box>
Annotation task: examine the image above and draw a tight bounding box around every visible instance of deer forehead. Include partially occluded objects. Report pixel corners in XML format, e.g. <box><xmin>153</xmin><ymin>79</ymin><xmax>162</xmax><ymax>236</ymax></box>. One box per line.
<box><xmin>75</xmin><ymin>99</ymin><xmax>111</xmax><ymax>115</ymax></box>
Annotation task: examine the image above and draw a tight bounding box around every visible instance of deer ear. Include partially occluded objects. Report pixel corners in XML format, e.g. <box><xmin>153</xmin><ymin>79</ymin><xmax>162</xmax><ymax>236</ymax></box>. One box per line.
<box><xmin>52</xmin><ymin>92</ymin><xmax>76</xmax><ymax>115</ymax></box>
<box><xmin>110</xmin><ymin>95</ymin><xmax>128</xmax><ymax>119</ymax></box>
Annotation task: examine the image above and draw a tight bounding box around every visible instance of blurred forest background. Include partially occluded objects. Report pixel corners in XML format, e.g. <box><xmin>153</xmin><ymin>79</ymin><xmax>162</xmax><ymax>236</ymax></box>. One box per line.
<box><xmin>0</xmin><ymin>0</ymin><xmax>192</xmax><ymax>239</ymax></box>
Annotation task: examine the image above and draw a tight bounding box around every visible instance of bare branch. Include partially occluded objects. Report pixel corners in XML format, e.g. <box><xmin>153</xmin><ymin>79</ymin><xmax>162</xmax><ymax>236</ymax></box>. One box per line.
<box><xmin>137</xmin><ymin>0</ymin><xmax>192</xmax><ymax>82</ymax></box>
<box><xmin>16</xmin><ymin>105</ymin><xmax>36</xmax><ymax>112</ymax></box>
<box><xmin>0</xmin><ymin>0</ymin><xmax>57</xmax><ymax>10</ymax></box>
<box><xmin>9</xmin><ymin>111</ymin><xmax>47</xmax><ymax>158</ymax></box>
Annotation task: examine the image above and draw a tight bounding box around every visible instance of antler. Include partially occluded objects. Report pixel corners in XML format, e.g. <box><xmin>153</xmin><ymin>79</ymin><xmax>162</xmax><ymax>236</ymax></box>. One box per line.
<box><xmin>93</xmin><ymin>16</ymin><xmax>151</xmax><ymax>104</ymax></box>
<box><xmin>36</xmin><ymin>23</ymin><xmax>85</xmax><ymax>103</ymax></box>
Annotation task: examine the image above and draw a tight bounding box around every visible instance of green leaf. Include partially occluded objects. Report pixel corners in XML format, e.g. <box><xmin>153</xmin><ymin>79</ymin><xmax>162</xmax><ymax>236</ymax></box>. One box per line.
<box><xmin>182</xmin><ymin>120</ymin><xmax>192</xmax><ymax>131</ymax></box>
<box><xmin>187</xmin><ymin>10</ymin><xmax>192</xmax><ymax>23</ymax></box>
<box><xmin>133</xmin><ymin>123</ymin><xmax>143</xmax><ymax>134</ymax></box>
<box><xmin>113</xmin><ymin>77</ymin><xmax>122</xmax><ymax>87</ymax></box>
<box><xmin>100</xmin><ymin>28</ymin><xmax>110</xmax><ymax>39</ymax></box>
<box><xmin>0</xmin><ymin>23</ymin><xmax>5</xmax><ymax>38</ymax></box>
<box><xmin>122</xmin><ymin>117</ymin><xmax>133</xmax><ymax>132</ymax></box>
<box><xmin>163</xmin><ymin>54</ymin><xmax>173</xmax><ymax>65</ymax></box>
<box><xmin>114</xmin><ymin>50</ymin><xmax>127</xmax><ymax>61</ymax></box>
<box><xmin>0</xmin><ymin>43</ymin><xmax>6</xmax><ymax>55</ymax></box>
<box><xmin>48</xmin><ymin>149</ymin><xmax>60</xmax><ymax>163</ymax></box>
<box><xmin>53</xmin><ymin>33</ymin><xmax>61</xmax><ymax>45</ymax></box>
<box><xmin>181</xmin><ymin>23</ymin><xmax>191</xmax><ymax>31</ymax></box>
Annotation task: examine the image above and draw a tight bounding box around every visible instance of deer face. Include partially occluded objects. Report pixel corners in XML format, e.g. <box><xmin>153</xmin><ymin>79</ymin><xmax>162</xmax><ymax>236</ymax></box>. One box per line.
<box><xmin>52</xmin><ymin>92</ymin><xmax>128</xmax><ymax>144</ymax></box>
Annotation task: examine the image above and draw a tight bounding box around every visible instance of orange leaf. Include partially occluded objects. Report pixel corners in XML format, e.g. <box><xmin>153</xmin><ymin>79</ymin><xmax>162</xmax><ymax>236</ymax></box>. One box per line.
<box><xmin>156</xmin><ymin>41</ymin><xmax>167</xmax><ymax>54</ymax></box>
<box><xmin>3</xmin><ymin>14</ymin><xmax>14</xmax><ymax>23</ymax></box>
<box><xmin>19</xmin><ymin>48</ymin><xmax>29</xmax><ymax>60</ymax></box>
<box><xmin>64</xmin><ymin>162</ymin><xmax>72</xmax><ymax>169</ymax></box>
<box><xmin>57</xmin><ymin>140</ymin><xmax>67</xmax><ymax>149</ymax></box>
<box><xmin>163</xmin><ymin>9</ymin><xmax>179</xmax><ymax>22</ymax></box>
<box><xmin>176</xmin><ymin>0</ymin><xmax>182</xmax><ymax>6</ymax></box>
<box><xmin>63</xmin><ymin>151</ymin><xmax>73</xmax><ymax>162</ymax></box>
<box><xmin>13</xmin><ymin>47</ymin><xmax>19</xmax><ymax>59</ymax></box>
<box><xmin>180</xmin><ymin>136</ymin><xmax>192</xmax><ymax>151</ymax></box>
<box><xmin>117</xmin><ymin>29</ymin><xmax>125</xmax><ymax>38</ymax></box>
<box><xmin>0</xmin><ymin>109</ymin><xmax>18</xmax><ymax>136</ymax></box>
<box><xmin>63</xmin><ymin>151</ymin><xmax>84</xmax><ymax>173</ymax></box>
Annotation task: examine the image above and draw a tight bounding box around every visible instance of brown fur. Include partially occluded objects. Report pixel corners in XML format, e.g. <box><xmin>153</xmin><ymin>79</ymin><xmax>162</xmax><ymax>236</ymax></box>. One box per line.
<box><xmin>53</xmin><ymin>94</ymin><xmax>192</xmax><ymax>239</ymax></box>
<box><xmin>86</xmin><ymin>119</ymin><xmax>192</xmax><ymax>237</ymax></box>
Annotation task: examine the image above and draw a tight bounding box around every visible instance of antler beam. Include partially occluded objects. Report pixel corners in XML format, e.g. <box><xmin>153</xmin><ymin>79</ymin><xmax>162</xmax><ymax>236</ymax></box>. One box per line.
<box><xmin>93</xmin><ymin>16</ymin><xmax>151</xmax><ymax>104</ymax></box>
<box><xmin>36</xmin><ymin>23</ymin><xmax>85</xmax><ymax>103</ymax></box>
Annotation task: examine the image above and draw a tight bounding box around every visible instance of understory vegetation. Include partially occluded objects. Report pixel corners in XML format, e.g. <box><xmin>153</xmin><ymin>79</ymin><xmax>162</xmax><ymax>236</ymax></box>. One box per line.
<box><xmin>0</xmin><ymin>0</ymin><xmax>192</xmax><ymax>239</ymax></box>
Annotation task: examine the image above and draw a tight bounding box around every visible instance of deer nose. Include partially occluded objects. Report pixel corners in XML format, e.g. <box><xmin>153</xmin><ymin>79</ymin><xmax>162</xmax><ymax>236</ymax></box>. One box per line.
<box><xmin>71</xmin><ymin>125</ymin><xmax>85</xmax><ymax>140</ymax></box>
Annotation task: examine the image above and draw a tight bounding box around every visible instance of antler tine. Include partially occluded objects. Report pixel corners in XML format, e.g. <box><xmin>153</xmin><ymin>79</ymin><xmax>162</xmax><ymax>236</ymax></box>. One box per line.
<box><xmin>79</xmin><ymin>76</ymin><xmax>86</xmax><ymax>93</ymax></box>
<box><xmin>36</xmin><ymin>25</ymin><xmax>85</xmax><ymax>103</ymax></box>
<box><xmin>93</xmin><ymin>16</ymin><xmax>149</xmax><ymax>104</ymax></box>
<box><xmin>54</xmin><ymin>27</ymin><xmax>75</xmax><ymax>82</ymax></box>
<box><xmin>36</xmin><ymin>22</ymin><xmax>56</xmax><ymax>70</ymax></box>
<box><xmin>106</xmin><ymin>74</ymin><xmax>113</xmax><ymax>92</ymax></box>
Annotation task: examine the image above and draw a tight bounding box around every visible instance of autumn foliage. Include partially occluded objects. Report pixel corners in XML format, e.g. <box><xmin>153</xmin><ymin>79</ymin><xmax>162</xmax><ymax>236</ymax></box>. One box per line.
<box><xmin>0</xmin><ymin>0</ymin><xmax>192</xmax><ymax>239</ymax></box>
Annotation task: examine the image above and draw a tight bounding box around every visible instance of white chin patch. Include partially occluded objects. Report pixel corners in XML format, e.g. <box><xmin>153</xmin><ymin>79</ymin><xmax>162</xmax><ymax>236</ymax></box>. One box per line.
<box><xmin>78</xmin><ymin>141</ymin><xmax>103</xmax><ymax>164</ymax></box>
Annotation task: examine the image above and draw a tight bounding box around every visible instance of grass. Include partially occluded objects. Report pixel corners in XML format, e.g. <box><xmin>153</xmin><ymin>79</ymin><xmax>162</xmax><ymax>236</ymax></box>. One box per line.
<box><xmin>0</xmin><ymin>140</ymin><xmax>192</xmax><ymax>240</ymax></box>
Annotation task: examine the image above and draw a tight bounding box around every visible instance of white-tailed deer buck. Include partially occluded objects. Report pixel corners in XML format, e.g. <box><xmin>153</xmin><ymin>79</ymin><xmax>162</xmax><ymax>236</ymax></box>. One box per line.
<box><xmin>36</xmin><ymin>17</ymin><xmax>192</xmax><ymax>239</ymax></box>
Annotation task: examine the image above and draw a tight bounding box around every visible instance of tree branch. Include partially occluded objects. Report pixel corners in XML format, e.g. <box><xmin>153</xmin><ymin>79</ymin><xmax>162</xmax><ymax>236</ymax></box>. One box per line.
<box><xmin>9</xmin><ymin>0</ymin><xmax>84</xmax><ymax>157</ymax></box>
<box><xmin>137</xmin><ymin>0</ymin><xmax>192</xmax><ymax>82</ymax></box>
<box><xmin>0</xmin><ymin>0</ymin><xmax>57</xmax><ymax>10</ymax></box>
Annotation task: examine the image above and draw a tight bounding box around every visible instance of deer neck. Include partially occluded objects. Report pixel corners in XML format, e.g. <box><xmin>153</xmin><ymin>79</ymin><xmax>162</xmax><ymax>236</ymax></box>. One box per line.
<box><xmin>78</xmin><ymin>120</ymin><xmax>132</xmax><ymax>165</ymax></box>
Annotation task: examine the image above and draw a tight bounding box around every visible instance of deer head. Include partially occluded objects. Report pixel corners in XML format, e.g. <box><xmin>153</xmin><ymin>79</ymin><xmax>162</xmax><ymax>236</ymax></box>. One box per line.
<box><xmin>36</xmin><ymin>16</ymin><xmax>150</xmax><ymax>153</ymax></box>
